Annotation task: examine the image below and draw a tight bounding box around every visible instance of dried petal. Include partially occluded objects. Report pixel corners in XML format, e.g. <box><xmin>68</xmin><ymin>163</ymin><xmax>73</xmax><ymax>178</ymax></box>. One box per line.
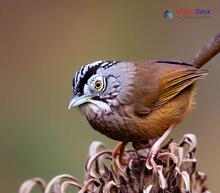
<box><xmin>19</xmin><ymin>178</ymin><xmax>46</xmax><ymax>193</ymax></box>
<box><xmin>44</xmin><ymin>174</ymin><xmax>80</xmax><ymax>193</ymax></box>
<box><xmin>143</xmin><ymin>185</ymin><xmax>153</xmax><ymax>193</ymax></box>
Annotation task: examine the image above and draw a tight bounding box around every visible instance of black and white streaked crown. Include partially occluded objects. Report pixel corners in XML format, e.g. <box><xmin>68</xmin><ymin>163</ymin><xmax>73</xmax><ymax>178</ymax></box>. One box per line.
<box><xmin>72</xmin><ymin>61</ymin><xmax>120</xmax><ymax>95</ymax></box>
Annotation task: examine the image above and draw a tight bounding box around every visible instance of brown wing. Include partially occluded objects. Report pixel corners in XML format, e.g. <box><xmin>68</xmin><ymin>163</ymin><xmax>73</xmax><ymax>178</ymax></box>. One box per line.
<box><xmin>157</xmin><ymin>61</ymin><xmax>207</xmax><ymax>106</ymax></box>
<box><xmin>132</xmin><ymin>61</ymin><xmax>160</xmax><ymax>114</ymax></box>
<box><xmin>133</xmin><ymin>61</ymin><xmax>208</xmax><ymax>115</ymax></box>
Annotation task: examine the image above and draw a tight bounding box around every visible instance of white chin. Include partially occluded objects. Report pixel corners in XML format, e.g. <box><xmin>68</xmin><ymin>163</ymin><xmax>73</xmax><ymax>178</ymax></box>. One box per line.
<box><xmin>88</xmin><ymin>99</ymin><xmax>112</xmax><ymax>114</ymax></box>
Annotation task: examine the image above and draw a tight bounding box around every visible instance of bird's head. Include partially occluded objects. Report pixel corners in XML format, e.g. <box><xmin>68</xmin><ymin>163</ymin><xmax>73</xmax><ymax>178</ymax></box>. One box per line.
<box><xmin>68</xmin><ymin>61</ymin><xmax>135</xmax><ymax>114</ymax></box>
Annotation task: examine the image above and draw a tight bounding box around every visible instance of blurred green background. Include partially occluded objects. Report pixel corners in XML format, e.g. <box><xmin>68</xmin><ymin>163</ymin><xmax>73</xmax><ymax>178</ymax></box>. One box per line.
<box><xmin>0</xmin><ymin>1</ymin><xmax>220</xmax><ymax>192</ymax></box>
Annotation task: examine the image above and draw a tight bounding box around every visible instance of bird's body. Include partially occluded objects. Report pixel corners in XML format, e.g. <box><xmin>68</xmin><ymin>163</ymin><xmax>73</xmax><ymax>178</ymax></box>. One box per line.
<box><xmin>79</xmin><ymin>61</ymin><xmax>199</xmax><ymax>143</ymax></box>
<box><xmin>69</xmin><ymin>34</ymin><xmax>220</xmax><ymax>147</ymax></box>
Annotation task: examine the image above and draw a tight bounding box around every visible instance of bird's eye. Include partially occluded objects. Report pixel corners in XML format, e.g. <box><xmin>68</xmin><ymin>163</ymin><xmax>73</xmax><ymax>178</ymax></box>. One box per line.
<box><xmin>93</xmin><ymin>79</ymin><xmax>104</xmax><ymax>91</ymax></box>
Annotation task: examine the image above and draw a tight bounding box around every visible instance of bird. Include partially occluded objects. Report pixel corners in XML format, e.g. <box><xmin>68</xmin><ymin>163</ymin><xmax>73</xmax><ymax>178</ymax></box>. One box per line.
<box><xmin>68</xmin><ymin>34</ymin><xmax>220</xmax><ymax>167</ymax></box>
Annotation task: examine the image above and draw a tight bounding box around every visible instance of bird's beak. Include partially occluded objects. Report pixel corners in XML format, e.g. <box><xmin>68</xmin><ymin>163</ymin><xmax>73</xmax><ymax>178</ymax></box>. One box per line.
<box><xmin>68</xmin><ymin>95</ymin><xmax>92</xmax><ymax>109</ymax></box>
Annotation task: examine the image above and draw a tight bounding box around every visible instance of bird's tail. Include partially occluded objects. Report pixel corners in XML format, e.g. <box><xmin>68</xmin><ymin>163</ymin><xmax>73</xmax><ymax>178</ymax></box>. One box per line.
<box><xmin>193</xmin><ymin>33</ymin><xmax>220</xmax><ymax>68</ymax></box>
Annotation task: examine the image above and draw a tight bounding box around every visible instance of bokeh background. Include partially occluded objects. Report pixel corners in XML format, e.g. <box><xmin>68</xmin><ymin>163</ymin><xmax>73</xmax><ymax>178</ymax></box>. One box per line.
<box><xmin>0</xmin><ymin>1</ymin><xmax>220</xmax><ymax>192</ymax></box>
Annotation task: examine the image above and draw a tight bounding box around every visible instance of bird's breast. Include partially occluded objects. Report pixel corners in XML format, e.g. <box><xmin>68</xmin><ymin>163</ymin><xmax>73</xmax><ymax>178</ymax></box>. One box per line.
<box><xmin>80</xmin><ymin>104</ymin><xmax>138</xmax><ymax>141</ymax></box>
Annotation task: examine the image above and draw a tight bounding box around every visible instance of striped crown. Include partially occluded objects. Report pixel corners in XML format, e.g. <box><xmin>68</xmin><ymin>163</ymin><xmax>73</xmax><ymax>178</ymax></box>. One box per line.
<box><xmin>72</xmin><ymin>61</ymin><xmax>120</xmax><ymax>95</ymax></box>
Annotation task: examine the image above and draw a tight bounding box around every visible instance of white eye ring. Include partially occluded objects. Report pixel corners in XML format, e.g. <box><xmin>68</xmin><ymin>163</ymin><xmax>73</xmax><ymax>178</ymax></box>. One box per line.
<box><xmin>92</xmin><ymin>77</ymin><xmax>105</xmax><ymax>91</ymax></box>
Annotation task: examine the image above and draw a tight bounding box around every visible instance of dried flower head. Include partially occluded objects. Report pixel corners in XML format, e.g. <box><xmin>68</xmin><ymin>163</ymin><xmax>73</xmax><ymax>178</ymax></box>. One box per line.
<box><xmin>19</xmin><ymin>134</ymin><xmax>210</xmax><ymax>193</ymax></box>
